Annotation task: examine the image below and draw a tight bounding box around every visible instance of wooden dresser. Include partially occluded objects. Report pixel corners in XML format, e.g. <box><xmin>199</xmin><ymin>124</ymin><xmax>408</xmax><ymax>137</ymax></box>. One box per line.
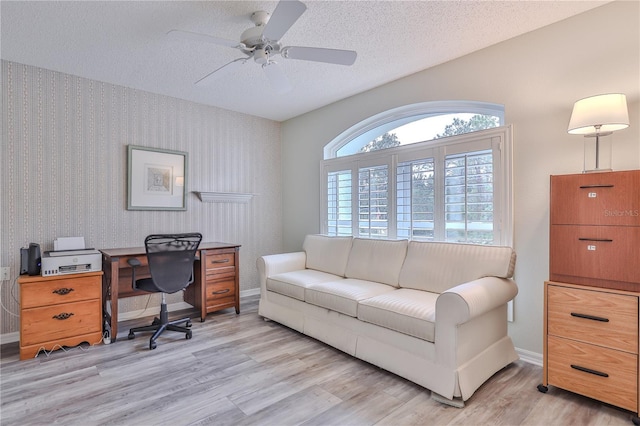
<box><xmin>18</xmin><ymin>271</ymin><xmax>103</xmax><ymax>360</ymax></box>
<box><xmin>540</xmin><ymin>170</ymin><xmax>640</xmax><ymax>423</ymax></box>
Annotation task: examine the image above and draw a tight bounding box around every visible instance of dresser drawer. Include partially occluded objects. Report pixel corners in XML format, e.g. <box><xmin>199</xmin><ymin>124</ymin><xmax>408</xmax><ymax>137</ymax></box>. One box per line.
<box><xmin>547</xmin><ymin>284</ymin><xmax>638</xmax><ymax>352</ymax></box>
<box><xmin>550</xmin><ymin>225</ymin><xmax>640</xmax><ymax>286</ymax></box>
<box><xmin>548</xmin><ymin>335</ymin><xmax>638</xmax><ymax>412</ymax></box>
<box><xmin>20</xmin><ymin>275</ymin><xmax>102</xmax><ymax>309</ymax></box>
<box><xmin>21</xmin><ymin>299</ymin><xmax>102</xmax><ymax>346</ymax></box>
<box><xmin>550</xmin><ymin>171</ymin><xmax>640</xmax><ymax>226</ymax></box>
<box><xmin>205</xmin><ymin>278</ymin><xmax>236</xmax><ymax>306</ymax></box>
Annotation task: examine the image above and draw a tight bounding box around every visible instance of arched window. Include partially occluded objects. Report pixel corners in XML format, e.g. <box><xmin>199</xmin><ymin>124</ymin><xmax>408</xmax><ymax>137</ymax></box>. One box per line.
<box><xmin>321</xmin><ymin>101</ymin><xmax>512</xmax><ymax>246</ymax></box>
<box><xmin>325</xmin><ymin>101</ymin><xmax>504</xmax><ymax>159</ymax></box>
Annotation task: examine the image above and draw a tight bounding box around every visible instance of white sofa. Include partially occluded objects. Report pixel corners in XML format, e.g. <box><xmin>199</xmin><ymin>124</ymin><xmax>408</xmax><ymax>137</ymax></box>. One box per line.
<box><xmin>257</xmin><ymin>235</ymin><xmax>518</xmax><ymax>406</ymax></box>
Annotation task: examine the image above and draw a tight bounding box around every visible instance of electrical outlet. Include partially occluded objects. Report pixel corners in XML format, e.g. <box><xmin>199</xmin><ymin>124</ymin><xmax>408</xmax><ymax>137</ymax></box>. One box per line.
<box><xmin>1</xmin><ymin>267</ymin><xmax>10</xmax><ymax>281</ymax></box>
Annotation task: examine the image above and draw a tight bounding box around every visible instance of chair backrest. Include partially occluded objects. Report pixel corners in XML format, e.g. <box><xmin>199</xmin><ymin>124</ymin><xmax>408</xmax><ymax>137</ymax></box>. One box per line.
<box><xmin>145</xmin><ymin>233</ymin><xmax>202</xmax><ymax>294</ymax></box>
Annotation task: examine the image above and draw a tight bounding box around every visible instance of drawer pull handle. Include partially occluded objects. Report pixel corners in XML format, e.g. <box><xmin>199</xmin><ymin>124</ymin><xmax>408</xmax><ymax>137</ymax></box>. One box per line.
<box><xmin>578</xmin><ymin>238</ymin><xmax>613</xmax><ymax>242</ymax></box>
<box><xmin>52</xmin><ymin>288</ymin><xmax>74</xmax><ymax>295</ymax></box>
<box><xmin>52</xmin><ymin>312</ymin><xmax>74</xmax><ymax>320</ymax></box>
<box><xmin>579</xmin><ymin>184</ymin><xmax>614</xmax><ymax>189</ymax></box>
<box><xmin>571</xmin><ymin>364</ymin><xmax>609</xmax><ymax>378</ymax></box>
<box><xmin>212</xmin><ymin>289</ymin><xmax>230</xmax><ymax>295</ymax></box>
<box><xmin>570</xmin><ymin>312</ymin><xmax>609</xmax><ymax>322</ymax></box>
<box><xmin>211</xmin><ymin>259</ymin><xmax>230</xmax><ymax>264</ymax></box>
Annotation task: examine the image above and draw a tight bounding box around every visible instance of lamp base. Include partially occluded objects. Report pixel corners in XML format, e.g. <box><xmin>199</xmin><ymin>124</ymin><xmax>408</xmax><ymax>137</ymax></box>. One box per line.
<box><xmin>583</xmin><ymin>134</ymin><xmax>612</xmax><ymax>173</ymax></box>
<box><xmin>583</xmin><ymin>168</ymin><xmax>613</xmax><ymax>174</ymax></box>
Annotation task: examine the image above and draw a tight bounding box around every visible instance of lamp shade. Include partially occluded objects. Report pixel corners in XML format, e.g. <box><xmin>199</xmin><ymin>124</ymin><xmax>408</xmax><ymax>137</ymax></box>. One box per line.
<box><xmin>568</xmin><ymin>93</ymin><xmax>629</xmax><ymax>135</ymax></box>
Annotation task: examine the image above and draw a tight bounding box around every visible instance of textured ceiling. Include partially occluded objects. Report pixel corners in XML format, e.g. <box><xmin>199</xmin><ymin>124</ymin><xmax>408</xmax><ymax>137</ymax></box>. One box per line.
<box><xmin>1</xmin><ymin>1</ymin><xmax>609</xmax><ymax>121</ymax></box>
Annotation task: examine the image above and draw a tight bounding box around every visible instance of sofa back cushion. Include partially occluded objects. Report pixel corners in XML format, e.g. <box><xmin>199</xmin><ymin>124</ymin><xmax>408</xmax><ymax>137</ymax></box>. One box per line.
<box><xmin>345</xmin><ymin>238</ymin><xmax>408</xmax><ymax>287</ymax></box>
<box><xmin>303</xmin><ymin>234</ymin><xmax>353</xmax><ymax>277</ymax></box>
<box><xmin>399</xmin><ymin>241</ymin><xmax>516</xmax><ymax>293</ymax></box>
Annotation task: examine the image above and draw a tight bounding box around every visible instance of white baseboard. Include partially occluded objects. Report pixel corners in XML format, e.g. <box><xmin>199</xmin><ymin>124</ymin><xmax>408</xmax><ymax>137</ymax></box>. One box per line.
<box><xmin>241</xmin><ymin>288</ymin><xmax>260</xmax><ymax>297</ymax></box>
<box><xmin>0</xmin><ymin>331</ymin><xmax>19</xmax><ymax>345</ymax></box>
<box><xmin>516</xmin><ymin>347</ymin><xmax>543</xmax><ymax>366</ymax></box>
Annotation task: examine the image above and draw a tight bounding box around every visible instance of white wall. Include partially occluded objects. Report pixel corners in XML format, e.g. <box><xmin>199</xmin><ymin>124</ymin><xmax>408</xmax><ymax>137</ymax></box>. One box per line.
<box><xmin>1</xmin><ymin>61</ymin><xmax>283</xmax><ymax>336</ymax></box>
<box><xmin>280</xmin><ymin>1</ymin><xmax>640</xmax><ymax>354</ymax></box>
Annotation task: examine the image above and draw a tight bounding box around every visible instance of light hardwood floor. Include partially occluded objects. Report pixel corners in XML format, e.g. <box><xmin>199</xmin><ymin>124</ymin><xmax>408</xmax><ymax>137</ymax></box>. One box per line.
<box><xmin>1</xmin><ymin>294</ymin><xmax>635</xmax><ymax>425</ymax></box>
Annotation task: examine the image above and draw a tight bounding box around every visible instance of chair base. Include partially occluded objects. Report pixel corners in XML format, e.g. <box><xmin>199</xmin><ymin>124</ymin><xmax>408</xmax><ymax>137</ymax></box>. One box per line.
<box><xmin>128</xmin><ymin>300</ymin><xmax>192</xmax><ymax>350</ymax></box>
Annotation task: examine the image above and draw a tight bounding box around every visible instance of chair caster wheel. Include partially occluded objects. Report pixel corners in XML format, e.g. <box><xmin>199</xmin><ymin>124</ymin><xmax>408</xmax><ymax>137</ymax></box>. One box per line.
<box><xmin>186</xmin><ymin>330</ymin><xmax>192</xmax><ymax>340</ymax></box>
<box><xmin>150</xmin><ymin>341</ymin><xmax>157</xmax><ymax>350</ymax></box>
<box><xmin>128</xmin><ymin>332</ymin><xmax>135</xmax><ymax>340</ymax></box>
<box><xmin>186</xmin><ymin>321</ymin><xmax>192</xmax><ymax>328</ymax></box>
<box><xmin>537</xmin><ymin>384</ymin><xmax>548</xmax><ymax>393</ymax></box>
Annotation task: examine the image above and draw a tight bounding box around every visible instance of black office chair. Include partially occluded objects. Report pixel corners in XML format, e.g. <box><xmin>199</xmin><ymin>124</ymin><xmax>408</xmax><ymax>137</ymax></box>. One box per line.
<box><xmin>127</xmin><ymin>233</ymin><xmax>202</xmax><ymax>350</ymax></box>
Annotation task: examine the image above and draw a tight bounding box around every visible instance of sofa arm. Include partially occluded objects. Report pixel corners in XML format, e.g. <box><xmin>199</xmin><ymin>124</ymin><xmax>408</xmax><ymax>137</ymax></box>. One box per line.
<box><xmin>436</xmin><ymin>277</ymin><xmax>518</xmax><ymax>325</ymax></box>
<box><xmin>256</xmin><ymin>252</ymin><xmax>307</xmax><ymax>295</ymax></box>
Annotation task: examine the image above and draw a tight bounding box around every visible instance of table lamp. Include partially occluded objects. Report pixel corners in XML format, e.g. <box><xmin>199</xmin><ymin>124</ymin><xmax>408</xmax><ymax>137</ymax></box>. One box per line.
<box><xmin>568</xmin><ymin>93</ymin><xmax>629</xmax><ymax>173</ymax></box>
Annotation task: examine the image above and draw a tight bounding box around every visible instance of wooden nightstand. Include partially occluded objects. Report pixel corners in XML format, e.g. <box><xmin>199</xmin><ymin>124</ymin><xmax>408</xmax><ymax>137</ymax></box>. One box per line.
<box><xmin>18</xmin><ymin>271</ymin><xmax>103</xmax><ymax>360</ymax></box>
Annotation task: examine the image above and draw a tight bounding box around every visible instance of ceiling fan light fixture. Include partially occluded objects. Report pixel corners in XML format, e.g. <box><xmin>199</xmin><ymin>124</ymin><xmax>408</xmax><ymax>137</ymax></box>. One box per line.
<box><xmin>254</xmin><ymin>48</ymin><xmax>269</xmax><ymax>65</ymax></box>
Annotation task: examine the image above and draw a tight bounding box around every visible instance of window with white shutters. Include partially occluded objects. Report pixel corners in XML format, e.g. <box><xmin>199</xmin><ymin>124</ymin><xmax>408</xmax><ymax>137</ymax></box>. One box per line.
<box><xmin>327</xmin><ymin>170</ymin><xmax>352</xmax><ymax>236</ymax></box>
<box><xmin>397</xmin><ymin>158</ymin><xmax>435</xmax><ymax>241</ymax></box>
<box><xmin>320</xmin><ymin>102</ymin><xmax>512</xmax><ymax>246</ymax></box>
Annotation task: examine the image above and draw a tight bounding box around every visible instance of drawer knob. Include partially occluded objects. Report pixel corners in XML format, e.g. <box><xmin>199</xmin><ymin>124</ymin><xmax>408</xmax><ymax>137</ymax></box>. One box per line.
<box><xmin>52</xmin><ymin>288</ymin><xmax>74</xmax><ymax>296</ymax></box>
<box><xmin>571</xmin><ymin>364</ymin><xmax>609</xmax><ymax>378</ymax></box>
<box><xmin>212</xmin><ymin>289</ymin><xmax>230</xmax><ymax>295</ymax></box>
<box><xmin>211</xmin><ymin>259</ymin><xmax>230</xmax><ymax>264</ymax></box>
<box><xmin>570</xmin><ymin>312</ymin><xmax>609</xmax><ymax>322</ymax></box>
<box><xmin>52</xmin><ymin>312</ymin><xmax>74</xmax><ymax>320</ymax></box>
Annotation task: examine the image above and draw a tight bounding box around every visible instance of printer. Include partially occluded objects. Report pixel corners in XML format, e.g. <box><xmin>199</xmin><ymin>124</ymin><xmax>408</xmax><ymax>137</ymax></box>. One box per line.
<box><xmin>41</xmin><ymin>249</ymin><xmax>102</xmax><ymax>277</ymax></box>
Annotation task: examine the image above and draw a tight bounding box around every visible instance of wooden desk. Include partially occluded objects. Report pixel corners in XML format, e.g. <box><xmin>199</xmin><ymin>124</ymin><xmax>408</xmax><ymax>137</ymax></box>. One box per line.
<box><xmin>100</xmin><ymin>242</ymin><xmax>240</xmax><ymax>342</ymax></box>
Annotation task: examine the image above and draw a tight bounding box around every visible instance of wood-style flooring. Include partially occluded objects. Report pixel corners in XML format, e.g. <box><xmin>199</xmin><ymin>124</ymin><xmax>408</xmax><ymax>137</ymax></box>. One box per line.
<box><xmin>1</xmin><ymin>294</ymin><xmax>635</xmax><ymax>425</ymax></box>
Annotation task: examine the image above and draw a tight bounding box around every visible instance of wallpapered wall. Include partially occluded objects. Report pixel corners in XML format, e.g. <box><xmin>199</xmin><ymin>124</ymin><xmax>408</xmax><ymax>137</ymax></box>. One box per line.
<box><xmin>1</xmin><ymin>60</ymin><xmax>283</xmax><ymax>337</ymax></box>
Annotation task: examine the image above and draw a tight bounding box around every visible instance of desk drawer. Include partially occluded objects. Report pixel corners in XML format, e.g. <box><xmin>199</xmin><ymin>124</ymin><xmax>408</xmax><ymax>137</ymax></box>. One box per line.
<box><xmin>21</xmin><ymin>299</ymin><xmax>102</xmax><ymax>346</ymax></box>
<box><xmin>550</xmin><ymin>225</ymin><xmax>640</xmax><ymax>285</ymax></box>
<box><xmin>547</xmin><ymin>284</ymin><xmax>638</xmax><ymax>352</ymax></box>
<box><xmin>548</xmin><ymin>335</ymin><xmax>638</xmax><ymax>412</ymax></box>
<box><xmin>20</xmin><ymin>276</ymin><xmax>102</xmax><ymax>309</ymax></box>
<box><xmin>205</xmin><ymin>253</ymin><xmax>235</xmax><ymax>270</ymax></box>
<box><xmin>205</xmin><ymin>279</ymin><xmax>236</xmax><ymax>307</ymax></box>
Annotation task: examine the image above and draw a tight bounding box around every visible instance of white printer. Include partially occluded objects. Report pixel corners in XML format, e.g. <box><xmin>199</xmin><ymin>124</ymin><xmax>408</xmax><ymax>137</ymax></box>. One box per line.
<box><xmin>40</xmin><ymin>237</ymin><xmax>102</xmax><ymax>276</ymax></box>
<box><xmin>41</xmin><ymin>249</ymin><xmax>102</xmax><ymax>276</ymax></box>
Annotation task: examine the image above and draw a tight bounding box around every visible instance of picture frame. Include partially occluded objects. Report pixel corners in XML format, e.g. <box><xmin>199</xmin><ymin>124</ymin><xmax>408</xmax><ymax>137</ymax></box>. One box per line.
<box><xmin>127</xmin><ymin>145</ymin><xmax>188</xmax><ymax>211</ymax></box>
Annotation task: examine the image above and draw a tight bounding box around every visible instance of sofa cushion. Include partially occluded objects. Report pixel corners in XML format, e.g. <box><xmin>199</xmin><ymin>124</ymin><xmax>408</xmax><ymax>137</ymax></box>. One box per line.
<box><xmin>267</xmin><ymin>269</ymin><xmax>343</xmax><ymax>301</ymax></box>
<box><xmin>399</xmin><ymin>241</ymin><xmax>516</xmax><ymax>293</ymax></box>
<box><xmin>344</xmin><ymin>238</ymin><xmax>408</xmax><ymax>287</ymax></box>
<box><xmin>303</xmin><ymin>234</ymin><xmax>353</xmax><ymax>277</ymax></box>
<box><xmin>358</xmin><ymin>289</ymin><xmax>438</xmax><ymax>342</ymax></box>
<box><xmin>305</xmin><ymin>279</ymin><xmax>396</xmax><ymax>317</ymax></box>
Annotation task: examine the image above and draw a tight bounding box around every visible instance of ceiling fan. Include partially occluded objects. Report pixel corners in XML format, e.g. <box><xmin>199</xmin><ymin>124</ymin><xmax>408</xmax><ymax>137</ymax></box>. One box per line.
<box><xmin>168</xmin><ymin>0</ymin><xmax>357</xmax><ymax>93</ymax></box>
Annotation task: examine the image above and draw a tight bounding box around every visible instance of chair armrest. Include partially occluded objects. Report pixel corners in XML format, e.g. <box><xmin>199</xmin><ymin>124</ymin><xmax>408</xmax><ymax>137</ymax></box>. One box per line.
<box><xmin>256</xmin><ymin>252</ymin><xmax>307</xmax><ymax>295</ymax></box>
<box><xmin>436</xmin><ymin>277</ymin><xmax>518</xmax><ymax>325</ymax></box>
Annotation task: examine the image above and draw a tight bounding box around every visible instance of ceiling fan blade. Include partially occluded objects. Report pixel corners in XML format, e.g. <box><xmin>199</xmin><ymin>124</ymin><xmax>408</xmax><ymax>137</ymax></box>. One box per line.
<box><xmin>167</xmin><ymin>29</ymin><xmax>241</xmax><ymax>49</ymax></box>
<box><xmin>282</xmin><ymin>46</ymin><xmax>357</xmax><ymax>66</ymax></box>
<box><xmin>195</xmin><ymin>58</ymin><xmax>248</xmax><ymax>86</ymax></box>
<box><xmin>262</xmin><ymin>62</ymin><xmax>292</xmax><ymax>93</ymax></box>
<box><xmin>262</xmin><ymin>0</ymin><xmax>307</xmax><ymax>41</ymax></box>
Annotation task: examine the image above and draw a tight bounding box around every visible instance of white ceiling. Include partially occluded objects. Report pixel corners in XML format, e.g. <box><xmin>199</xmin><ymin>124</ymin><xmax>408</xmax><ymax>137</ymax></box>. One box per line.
<box><xmin>1</xmin><ymin>1</ymin><xmax>609</xmax><ymax>122</ymax></box>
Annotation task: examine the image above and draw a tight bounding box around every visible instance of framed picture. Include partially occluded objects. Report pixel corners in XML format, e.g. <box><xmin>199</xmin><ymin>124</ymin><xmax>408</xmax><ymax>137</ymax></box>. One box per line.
<box><xmin>127</xmin><ymin>145</ymin><xmax>188</xmax><ymax>210</ymax></box>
